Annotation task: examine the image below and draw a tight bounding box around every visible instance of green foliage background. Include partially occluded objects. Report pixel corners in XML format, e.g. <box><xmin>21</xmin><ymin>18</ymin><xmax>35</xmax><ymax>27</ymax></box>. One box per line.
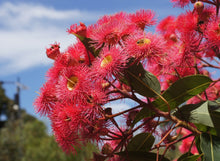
<box><xmin>0</xmin><ymin>111</ymin><xmax>98</xmax><ymax>161</ymax></box>
<box><xmin>0</xmin><ymin>85</ymin><xmax>98</xmax><ymax>161</ymax></box>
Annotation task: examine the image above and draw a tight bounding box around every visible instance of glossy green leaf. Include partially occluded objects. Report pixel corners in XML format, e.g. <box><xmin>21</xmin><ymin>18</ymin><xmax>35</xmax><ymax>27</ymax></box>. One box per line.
<box><xmin>127</xmin><ymin>133</ymin><xmax>155</xmax><ymax>152</ymax></box>
<box><xmin>208</xmin><ymin>99</ymin><xmax>220</xmax><ymax>135</ymax></box>
<box><xmin>200</xmin><ymin>133</ymin><xmax>220</xmax><ymax>161</ymax></box>
<box><xmin>173</xmin><ymin>102</ymin><xmax>204</xmax><ymax>121</ymax></box>
<box><xmin>195</xmin><ymin>135</ymin><xmax>202</xmax><ymax>155</ymax></box>
<box><xmin>177</xmin><ymin>153</ymin><xmax>203</xmax><ymax>161</ymax></box>
<box><xmin>117</xmin><ymin>151</ymin><xmax>170</xmax><ymax>161</ymax></box>
<box><xmin>152</xmin><ymin>75</ymin><xmax>212</xmax><ymax>111</ymax></box>
<box><xmin>125</xmin><ymin>61</ymin><xmax>161</xmax><ymax>97</ymax></box>
<box><xmin>174</xmin><ymin>102</ymin><xmax>213</xmax><ymax>126</ymax></box>
<box><xmin>194</xmin><ymin>123</ymin><xmax>218</xmax><ymax>137</ymax></box>
<box><xmin>173</xmin><ymin>99</ymin><xmax>220</xmax><ymax>136</ymax></box>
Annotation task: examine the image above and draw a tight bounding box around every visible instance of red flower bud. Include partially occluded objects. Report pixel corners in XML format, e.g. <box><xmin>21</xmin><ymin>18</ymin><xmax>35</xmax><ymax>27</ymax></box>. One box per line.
<box><xmin>194</xmin><ymin>1</ymin><xmax>204</xmax><ymax>14</ymax></box>
<box><xmin>46</xmin><ymin>43</ymin><xmax>60</xmax><ymax>60</ymax></box>
<box><xmin>67</xmin><ymin>22</ymin><xmax>87</xmax><ymax>37</ymax></box>
<box><xmin>169</xmin><ymin>34</ymin><xmax>178</xmax><ymax>42</ymax></box>
<box><xmin>59</xmin><ymin>52</ymin><xmax>78</xmax><ymax>66</ymax></box>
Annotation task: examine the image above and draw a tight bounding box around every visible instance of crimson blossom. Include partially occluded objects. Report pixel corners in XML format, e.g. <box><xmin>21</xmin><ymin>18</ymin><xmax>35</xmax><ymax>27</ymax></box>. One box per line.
<box><xmin>35</xmin><ymin>1</ymin><xmax>220</xmax><ymax>160</ymax></box>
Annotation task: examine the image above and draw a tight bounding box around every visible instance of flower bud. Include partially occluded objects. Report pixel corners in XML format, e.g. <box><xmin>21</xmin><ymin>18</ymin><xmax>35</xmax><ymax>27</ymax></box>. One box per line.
<box><xmin>169</xmin><ymin>34</ymin><xmax>178</xmax><ymax>42</ymax></box>
<box><xmin>104</xmin><ymin>107</ymin><xmax>112</xmax><ymax>115</ymax></box>
<box><xmin>59</xmin><ymin>52</ymin><xmax>78</xmax><ymax>66</ymax></box>
<box><xmin>68</xmin><ymin>22</ymin><xmax>87</xmax><ymax>37</ymax></box>
<box><xmin>46</xmin><ymin>43</ymin><xmax>60</xmax><ymax>60</ymax></box>
<box><xmin>194</xmin><ymin>1</ymin><xmax>204</xmax><ymax>14</ymax></box>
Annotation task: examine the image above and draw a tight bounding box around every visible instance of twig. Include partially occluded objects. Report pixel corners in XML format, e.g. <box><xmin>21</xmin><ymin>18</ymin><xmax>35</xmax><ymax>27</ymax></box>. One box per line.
<box><xmin>99</xmin><ymin>104</ymin><xmax>143</xmax><ymax>121</ymax></box>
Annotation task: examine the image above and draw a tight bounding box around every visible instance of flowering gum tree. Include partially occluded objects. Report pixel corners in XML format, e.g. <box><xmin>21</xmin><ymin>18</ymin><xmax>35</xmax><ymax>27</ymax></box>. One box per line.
<box><xmin>34</xmin><ymin>0</ymin><xmax>220</xmax><ymax>160</ymax></box>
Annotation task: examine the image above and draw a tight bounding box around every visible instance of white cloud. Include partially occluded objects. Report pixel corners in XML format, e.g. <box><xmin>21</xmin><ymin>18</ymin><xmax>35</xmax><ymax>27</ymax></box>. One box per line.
<box><xmin>0</xmin><ymin>28</ymin><xmax>73</xmax><ymax>75</ymax></box>
<box><xmin>0</xmin><ymin>2</ymin><xmax>103</xmax><ymax>75</ymax></box>
<box><xmin>0</xmin><ymin>2</ymin><xmax>101</xmax><ymax>29</ymax></box>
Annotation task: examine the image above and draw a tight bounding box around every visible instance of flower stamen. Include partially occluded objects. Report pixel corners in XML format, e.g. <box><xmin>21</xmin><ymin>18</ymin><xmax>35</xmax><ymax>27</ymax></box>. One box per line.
<box><xmin>67</xmin><ymin>76</ymin><xmax>78</xmax><ymax>91</ymax></box>
<box><xmin>101</xmin><ymin>55</ymin><xmax>113</xmax><ymax>68</ymax></box>
<box><xmin>136</xmin><ymin>38</ymin><xmax>151</xmax><ymax>46</ymax></box>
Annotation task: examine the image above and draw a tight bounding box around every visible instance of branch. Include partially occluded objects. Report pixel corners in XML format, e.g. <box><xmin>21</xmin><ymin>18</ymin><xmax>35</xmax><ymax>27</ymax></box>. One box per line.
<box><xmin>196</xmin><ymin>56</ymin><xmax>220</xmax><ymax>69</ymax></box>
<box><xmin>201</xmin><ymin>0</ymin><xmax>217</xmax><ymax>5</ymax></box>
<box><xmin>99</xmin><ymin>104</ymin><xmax>143</xmax><ymax>121</ymax></box>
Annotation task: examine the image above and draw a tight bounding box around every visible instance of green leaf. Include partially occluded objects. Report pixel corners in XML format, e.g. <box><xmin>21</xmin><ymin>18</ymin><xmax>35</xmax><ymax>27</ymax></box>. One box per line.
<box><xmin>132</xmin><ymin>106</ymin><xmax>153</xmax><ymax>126</ymax></box>
<box><xmin>127</xmin><ymin>133</ymin><xmax>155</xmax><ymax>152</ymax></box>
<box><xmin>194</xmin><ymin>123</ymin><xmax>218</xmax><ymax>137</ymax></box>
<box><xmin>208</xmin><ymin>98</ymin><xmax>220</xmax><ymax>135</ymax></box>
<box><xmin>152</xmin><ymin>75</ymin><xmax>212</xmax><ymax>111</ymax></box>
<box><xmin>173</xmin><ymin>99</ymin><xmax>220</xmax><ymax>136</ymax></box>
<box><xmin>117</xmin><ymin>151</ymin><xmax>170</xmax><ymax>161</ymax></box>
<box><xmin>200</xmin><ymin>133</ymin><xmax>220</xmax><ymax>161</ymax></box>
<box><xmin>175</xmin><ymin>102</ymin><xmax>213</xmax><ymax>126</ymax></box>
<box><xmin>208</xmin><ymin>98</ymin><xmax>220</xmax><ymax>109</ymax></box>
<box><xmin>177</xmin><ymin>153</ymin><xmax>203</xmax><ymax>161</ymax></box>
<box><xmin>125</xmin><ymin>61</ymin><xmax>161</xmax><ymax>97</ymax></box>
<box><xmin>195</xmin><ymin>135</ymin><xmax>203</xmax><ymax>155</ymax></box>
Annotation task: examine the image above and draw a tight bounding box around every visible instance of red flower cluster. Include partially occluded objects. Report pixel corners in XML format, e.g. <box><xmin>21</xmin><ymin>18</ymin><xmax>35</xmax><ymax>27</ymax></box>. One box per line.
<box><xmin>177</xmin><ymin>128</ymin><xmax>198</xmax><ymax>154</ymax></box>
<box><xmin>34</xmin><ymin>1</ymin><xmax>220</xmax><ymax>160</ymax></box>
<box><xmin>35</xmin><ymin>9</ymin><xmax>160</xmax><ymax>154</ymax></box>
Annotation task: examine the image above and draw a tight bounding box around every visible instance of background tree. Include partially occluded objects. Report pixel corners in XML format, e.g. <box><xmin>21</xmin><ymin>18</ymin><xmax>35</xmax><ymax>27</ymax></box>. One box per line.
<box><xmin>0</xmin><ymin>84</ymin><xmax>98</xmax><ymax>161</ymax></box>
<box><xmin>0</xmin><ymin>83</ymin><xmax>14</xmax><ymax>126</ymax></box>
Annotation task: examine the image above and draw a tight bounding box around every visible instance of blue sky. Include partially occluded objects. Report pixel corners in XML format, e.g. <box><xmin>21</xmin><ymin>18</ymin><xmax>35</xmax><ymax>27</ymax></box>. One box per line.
<box><xmin>0</xmin><ymin>0</ymin><xmax>184</xmax><ymax>123</ymax></box>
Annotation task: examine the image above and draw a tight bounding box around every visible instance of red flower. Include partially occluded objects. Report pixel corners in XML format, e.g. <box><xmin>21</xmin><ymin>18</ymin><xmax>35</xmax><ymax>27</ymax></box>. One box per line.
<box><xmin>50</xmin><ymin>102</ymin><xmax>108</xmax><ymax>153</ymax></box>
<box><xmin>89</xmin><ymin>12</ymin><xmax>136</xmax><ymax>49</ymax></box>
<box><xmin>58</xmin><ymin>53</ymin><xmax>77</xmax><ymax>67</ymax></box>
<box><xmin>46</xmin><ymin>52</ymin><xmax>79</xmax><ymax>81</ymax></box>
<box><xmin>67</xmin><ymin>22</ymin><xmax>87</xmax><ymax>37</ymax></box>
<box><xmin>91</xmin><ymin>46</ymin><xmax>129</xmax><ymax>80</ymax></box>
<box><xmin>177</xmin><ymin>128</ymin><xmax>198</xmax><ymax>154</ymax></box>
<box><xmin>205</xmin><ymin>20</ymin><xmax>220</xmax><ymax>47</ymax></box>
<box><xmin>198</xmin><ymin>6</ymin><xmax>216</xmax><ymax>25</ymax></box>
<box><xmin>86</xmin><ymin>87</ymin><xmax>108</xmax><ymax>106</ymax></box>
<box><xmin>34</xmin><ymin>80</ymin><xmax>57</xmax><ymax>116</ymax></box>
<box><xmin>66</xmin><ymin>41</ymin><xmax>95</xmax><ymax>65</ymax></box>
<box><xmin>157</xmin><ymin>16</ymin><xmax>176</xmax><ymax>33</ymax></box>
<box><xmin>50</xmin><ymin>103</ymin><xmax>82</xmax><ymax>153</ymax></box>
<box><xmin>129</xmin><ymin>9</ymin><xmax>156</xmax><ymax>30</ymax></box>
<box><xmin>55</xmin><ymin>65</ymin><xmax>90</xmax><ymax>105</ymax></box>
<box><xmin>171</xmin><ymin>0</ymin><xmax>191</xmax><ymax>8</ymax></box>
<box><xmin>176</xmin><ymin>11</ymin><xmax>198</xmax><ymax>33</ymax></box>
<box><xmin>157</xmin><ymin>16</ymin><xmax>178</xmax><ymax>44</ymax></box>
<box><xmin>124</xmin><ymin>31</ymin><xmax>165</xmax><ymax>61</ymax></box>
